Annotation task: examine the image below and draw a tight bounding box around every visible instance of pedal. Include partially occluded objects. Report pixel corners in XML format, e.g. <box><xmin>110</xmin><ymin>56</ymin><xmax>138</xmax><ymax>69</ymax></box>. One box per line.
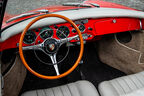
<box><xmin>78</xmin><ymin>60</ymin><xmax>86</xmax><ymax>80</ymax></box>
<box><xmin>80</xmin><ymin>70</ymin><xmax>85</xmax><ymax>80</ymax></box>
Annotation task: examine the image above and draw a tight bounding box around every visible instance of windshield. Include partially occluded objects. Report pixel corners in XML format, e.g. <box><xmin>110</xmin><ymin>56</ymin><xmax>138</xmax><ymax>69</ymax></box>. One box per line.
<box><xmin>5</xmin><ymin>0</ymin><xmax>144</xmax><ymax>15</ymax></box>
<box><xmin>5</xmin><ymin>0</ymin><xmax>84</xmax><ymax>15</ymax></box>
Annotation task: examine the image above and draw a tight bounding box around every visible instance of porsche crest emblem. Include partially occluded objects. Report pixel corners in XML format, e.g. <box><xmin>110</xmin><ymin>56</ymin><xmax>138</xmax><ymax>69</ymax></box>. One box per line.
<box><xmin>49</xmin><ymin>43</ymin><xmax>55</xmax><ymax>51</ymax></box>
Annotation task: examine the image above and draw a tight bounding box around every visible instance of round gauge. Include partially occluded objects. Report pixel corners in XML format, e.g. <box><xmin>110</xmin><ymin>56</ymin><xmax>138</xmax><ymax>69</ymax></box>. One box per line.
<box><xmin>78</xmin><ymin>24</ymin><xmax>85</xmax><ymax>32</ymax></box>
<box><xmin>56</xmin><ymin>26</ymin><xmax>70</xmax><ymax>39</ymax></box>
<box><xmin>40</xmin><ymin>27</ymin><xmax>53</xmax><ymax>40</ymax></box>
<box><xmin>23</xmin><ymin>30</ymin><xmax>36</xmax><ymax>44</ymax></box>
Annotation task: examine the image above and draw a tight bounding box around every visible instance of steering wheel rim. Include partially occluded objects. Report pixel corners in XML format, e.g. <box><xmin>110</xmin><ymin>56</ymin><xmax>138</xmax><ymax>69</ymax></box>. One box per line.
<box><xmin>19</xmin><ymin>14</ymin><xmax>84</xmax><ymax>79</ymax></box>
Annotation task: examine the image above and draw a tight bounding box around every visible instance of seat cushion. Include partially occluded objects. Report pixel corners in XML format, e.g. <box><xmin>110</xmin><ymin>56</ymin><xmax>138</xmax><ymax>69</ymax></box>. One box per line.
<box><xmin>99</xmin><ymin>71</ymin><xmax>144</xmax><ymax>96</ymax></box>
<box><xmin>21</xmin><ymin>80</ymin><xmax>99</xmax><ymax>96</ymax></box>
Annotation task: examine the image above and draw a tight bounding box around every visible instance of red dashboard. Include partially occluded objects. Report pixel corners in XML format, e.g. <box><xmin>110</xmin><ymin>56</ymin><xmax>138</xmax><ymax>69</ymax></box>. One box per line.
<box><xmin>0</xmin><ymin>17</ymin><xmax>141</xmax><ymax>51</ymax></box>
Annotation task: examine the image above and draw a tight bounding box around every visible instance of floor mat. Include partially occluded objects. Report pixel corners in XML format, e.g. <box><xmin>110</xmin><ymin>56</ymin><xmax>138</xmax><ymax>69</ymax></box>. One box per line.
<box><xmin>81</xmin><ymin>42</ymin><xmax>126</xmax><ymax>88</ymax></box>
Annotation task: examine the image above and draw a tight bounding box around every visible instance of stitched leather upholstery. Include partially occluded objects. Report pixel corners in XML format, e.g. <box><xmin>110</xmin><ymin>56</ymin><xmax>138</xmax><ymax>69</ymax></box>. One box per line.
<box><xmin>21</xmin><ymin>80</ymin><xmax>99</xmax><ymax>96</ymax></box>
<box><xmin>99</xmin><ymin>71</ymin><xmax>144</xmax><ymax>96</ymax></box>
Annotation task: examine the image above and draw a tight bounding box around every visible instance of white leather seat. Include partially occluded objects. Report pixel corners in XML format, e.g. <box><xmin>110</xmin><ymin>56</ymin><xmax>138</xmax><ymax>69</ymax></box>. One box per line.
<box><xmin>99</xmin><ymin>71</ymin><xmax>144</xmax><ymax>96</ymax></box>
<box><xmin>21</xmin><ymin>80</ymin><xmax>99</xmax><ymax>96</ymax></box>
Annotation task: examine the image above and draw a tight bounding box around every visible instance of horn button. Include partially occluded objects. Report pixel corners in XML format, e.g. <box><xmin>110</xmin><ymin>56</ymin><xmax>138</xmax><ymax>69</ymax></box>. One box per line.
<box><xmin>44</xmin><ymin>38</ymin><xmax>59</xmax><ymax>54</ymax></box>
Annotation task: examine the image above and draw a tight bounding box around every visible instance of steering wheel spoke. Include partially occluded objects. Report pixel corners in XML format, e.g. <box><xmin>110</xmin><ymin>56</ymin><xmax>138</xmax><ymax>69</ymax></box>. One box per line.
<box><xmin>53</xmin><ymin>64</ymin><xmax>60</xmax><ymax>76</ymax></box>
<box><xmin>49</xmin><ymin>53</ymin><xmax>60</xmax><ymax>76</ymax></box>
<box><xmin>59</xmin><ymin>35</ymin><xmax>79</xmax><ymax>46</ymax></box>
<box><xmin>22</xmin><ymin>43</ymin><xmax>44</xmax><ymax>51</ymax></box>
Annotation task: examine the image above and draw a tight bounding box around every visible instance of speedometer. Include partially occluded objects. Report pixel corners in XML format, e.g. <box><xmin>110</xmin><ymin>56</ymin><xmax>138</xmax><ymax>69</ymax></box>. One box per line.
<box><xmin>40</xmin><ymin>27</ymin><xmax>53</xmax><ymax>40</ymax></box>
<box><xmin>56</xmin><ymin>26</ymin><xmax>69</xmax><ymax>39</ymax></box>
<box><xmin>23</xmin><ymin>30</ymin><xmax>36</xmax><ymax>44</ymax></box>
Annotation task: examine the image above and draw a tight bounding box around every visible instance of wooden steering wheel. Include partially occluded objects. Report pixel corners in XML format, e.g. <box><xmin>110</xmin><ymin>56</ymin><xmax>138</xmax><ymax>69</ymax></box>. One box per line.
<box><xmin>19</xmin><ymin>14</ymin><xmax>84</xmax><ymax>79</ymax></box>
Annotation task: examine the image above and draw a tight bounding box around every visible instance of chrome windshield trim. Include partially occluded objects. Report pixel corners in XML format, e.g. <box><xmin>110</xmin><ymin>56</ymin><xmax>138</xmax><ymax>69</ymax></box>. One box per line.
<box><xmin>62</xmin><ymin>2</ymin><xmax>91</xmax><ymax>7</ymax></box>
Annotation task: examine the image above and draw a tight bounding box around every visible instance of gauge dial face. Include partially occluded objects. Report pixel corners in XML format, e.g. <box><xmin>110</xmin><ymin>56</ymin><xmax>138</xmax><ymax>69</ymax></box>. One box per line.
<box><xmin>23</xmin><ymin>30</ymin><xmax>36</xmax><ymax>44</ymax></box>
<box><xmin>40</xmin><ymin>27</ymin><xmax>53</xmax><ymax>40</ymax></box>
<box><xmin>78</xmin><ymin>24</ymin><xmax>85</xmax><ymax>32</ymax></box>
<box><xmin>56</xmin><ymin>26</ymin><xmax>70</xmax><ymax>39</ymax></box>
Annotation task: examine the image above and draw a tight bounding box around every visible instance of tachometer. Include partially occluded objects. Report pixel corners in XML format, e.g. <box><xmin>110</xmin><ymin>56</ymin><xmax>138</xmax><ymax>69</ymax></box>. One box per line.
<box><xmin>23</xmin><ymin>30</ymin><xmax>36</xmax><ymax>44</ymax></box>
<box><xmin>40</xmin><ymin>27</ymin><xmax>53</xmax><ymax>40</ymax></box>
<box><xmin>56</xmin><ymin>26</ymin><xmax>69</xmax><ymax>39</ymax></box>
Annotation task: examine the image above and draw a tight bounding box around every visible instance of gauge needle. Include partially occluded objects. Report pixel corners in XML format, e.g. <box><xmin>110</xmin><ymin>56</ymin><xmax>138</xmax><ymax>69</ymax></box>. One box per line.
<box><xmin>59</xmin><ymin>30</ymin><xmax>66</xmax><ymax>37</ymax></box>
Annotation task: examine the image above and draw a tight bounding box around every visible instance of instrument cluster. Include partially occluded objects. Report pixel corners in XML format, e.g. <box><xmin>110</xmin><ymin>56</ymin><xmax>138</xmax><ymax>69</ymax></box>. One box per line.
<box><xmin>23</xmin><ymin>19</ymin><xmax>93</xmax><ymax>45</ymax></box>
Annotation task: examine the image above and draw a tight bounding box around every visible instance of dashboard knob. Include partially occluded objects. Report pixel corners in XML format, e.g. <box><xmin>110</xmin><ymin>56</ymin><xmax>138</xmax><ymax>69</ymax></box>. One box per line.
<box><xmin>54</xmin><ymin>25</ymin><xmax>58</xmax><ymax>29</ymax></box>
<box><xmin>72</xmin><ymin>28</ymin><xmax>76</xmax><ymax>33</ymax></box>
<box><xmin>88</xmin><ymin>27</ymin><xmax>93</xmax><ymax>31</ymax></box>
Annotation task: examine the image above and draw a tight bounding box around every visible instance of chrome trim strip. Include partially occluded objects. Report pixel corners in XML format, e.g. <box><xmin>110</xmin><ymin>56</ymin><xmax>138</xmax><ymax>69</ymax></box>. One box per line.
<box><xmin>139</xmin><ymin>19</ymin><xmax>143</xmax><ymax>30</ymax></box>
<box><xmin>89</xmin><ymin>3</ymin><xmax>100</xmax><ymax>8</ymax></box>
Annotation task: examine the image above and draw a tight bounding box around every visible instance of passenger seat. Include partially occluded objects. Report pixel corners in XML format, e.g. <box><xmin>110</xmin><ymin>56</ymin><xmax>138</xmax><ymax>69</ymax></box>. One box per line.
<box><xmin>99</xmin><ymin>71</ymin><xmax>144</xmax><ymax>96</ymax></box>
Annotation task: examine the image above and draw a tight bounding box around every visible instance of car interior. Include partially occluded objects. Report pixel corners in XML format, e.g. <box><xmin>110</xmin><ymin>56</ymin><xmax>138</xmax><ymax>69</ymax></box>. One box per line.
<box><xmin>1</xmin><ymin>0</ymin><xmax>144</xmax><ymax>96</ymax></box>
